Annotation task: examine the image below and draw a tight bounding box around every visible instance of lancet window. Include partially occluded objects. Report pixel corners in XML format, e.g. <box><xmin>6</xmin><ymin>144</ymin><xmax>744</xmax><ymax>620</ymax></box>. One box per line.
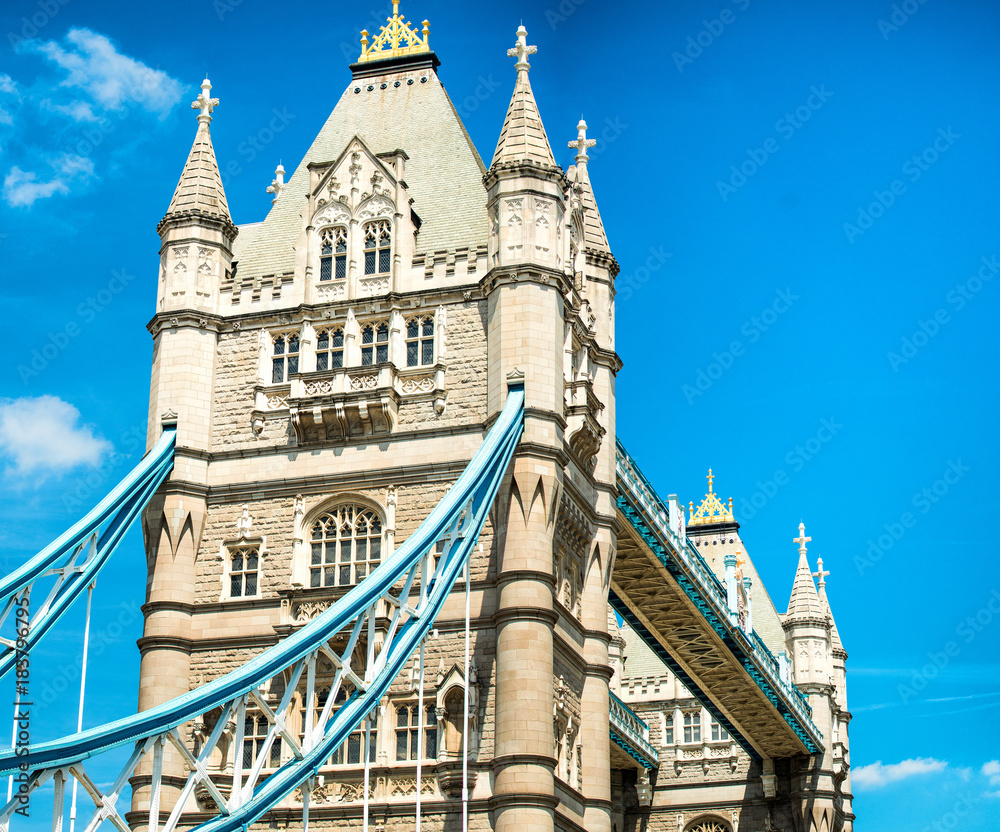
<box><xmin>242</xmin><ymin>710</ymin><xmax>282</xmax><ymax>768</ymax></box>
<box><xmin>228</xmin><ymin>543</ymin><xmax>259</xmax><ymax>598</ymax></box>
<box><xmin>320</xmin><ymin>227</ymin><xmax>348</xmax><ymax>281</ymax></box>
<box><xmin>316</xmin><ymin>327</ymin><xmax>345</xmax><ymax>371</ymax></box>
<box><xmin>683</xmin><ymin>711</ymin><xmax>701</xmax><ymax>743</ymax></box>
<box><xmin>405</xmin><ymin>315</ymin><xmax>434</xmax><ymax>367</ymax></box>
<box><xmin>309</xmin><ymin>504</ymin><xmax>383</xmax><ymax>588</ymax></box>
<box><xmin>360</xmin><ymin>321</ymin><xmax>389</xmax><ymax>366</ymax></box>
<box><xmin>272</xmin><ymin>333</ymin><xmax>300</xmax><ymax>383</ymax></box>
<box><xmin>363</xmin><ymin>220</ymin><xmax>391</xmax><ymax>275</ymax></box>
<box><xmin>710</xmin><ymin>718</ymin><xmax>730</xmax><ymax>742</ymax></box>
<box><xmin>395</xmin><ymin>703</ymin><xmax>437</xmax><ymax>761</ymax></box>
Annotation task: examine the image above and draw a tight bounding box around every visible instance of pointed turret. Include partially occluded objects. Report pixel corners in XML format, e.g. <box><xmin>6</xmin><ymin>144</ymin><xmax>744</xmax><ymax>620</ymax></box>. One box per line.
<box><xmin>159</xmin><ymin>78</ymin><xmax>236</xmax><ymax>236</ymax></box>
<box><xmin>155</xmin><ymin>78</ymin><xmax>237</xmax><ymax>315</ymax></box>
<box><xmin>491</xmin><ymin>26</ymin><xmax>557</xmax><ymax>169</ymax></box>
<box><xmin>567</xmin><ymin>120</ymin><xmax>610</xmax><ymax>251</ymax></box>
<box><xmin>786</xmin><ymin>523</ymin><xmax>826</xmax><ymax>620</ymax></box>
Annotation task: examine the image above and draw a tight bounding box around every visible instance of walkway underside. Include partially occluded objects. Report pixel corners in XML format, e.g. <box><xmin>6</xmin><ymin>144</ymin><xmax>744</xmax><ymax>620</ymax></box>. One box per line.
<box><xmin>612</xmin><ymin>518</ymin><xmax>810</xmax><ymax>760</ymax></box>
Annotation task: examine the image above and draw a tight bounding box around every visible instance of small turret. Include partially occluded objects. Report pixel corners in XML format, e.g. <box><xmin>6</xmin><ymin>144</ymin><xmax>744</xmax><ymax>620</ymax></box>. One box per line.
<box><xmin>155</xmin><ymin>78</ymin><xmax>237</xmax><ymax>315</ymax></box>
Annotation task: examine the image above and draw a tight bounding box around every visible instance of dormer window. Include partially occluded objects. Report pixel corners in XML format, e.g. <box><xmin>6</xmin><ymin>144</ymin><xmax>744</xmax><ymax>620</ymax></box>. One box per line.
<box><xmin>316</xmin><ymin>327</ymin><xmax>344</xmax><ymax>371</ymax></box>
<box><xmin>320</xmin><ymin>227</ymin><xmax>347</xmax><ymax>282</ymax></box>
<box><xmin>272</xmin><ymin>333</ymin><xmax>300</xmax><ymax>383</ymax></box>
<box><xmin>361</xmin><ymin>321</ymin><xmax>389</xmax><ymax>366</ymax></box>
<box><xmin>363</xmin><ymin>220</ymin><xmax>391</xmax><ymax>275</ymax></box>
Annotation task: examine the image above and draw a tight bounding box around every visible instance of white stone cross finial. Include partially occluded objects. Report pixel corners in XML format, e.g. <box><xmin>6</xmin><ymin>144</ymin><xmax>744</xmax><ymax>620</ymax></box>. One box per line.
<box><xmin>794</xmin><ymin>521</ymin><xmax>812</xmax><ymax>555</ymax></box>
<box><xmin>812</xmin><ymin>557</ymin><xmax>830</xmax><ymax>588</ymax></box>
<box><xmin>507</xmin><ymin>25</ymin><xmax>537</xmax><ymax>72</ymax></box>
<box><xmin>569</xmin><ymin>119</ymin><xmax>597</xmax><ymax>164</ymax></box>
<box><xmin>267</xmin><ymin>163</ymin><xmax>285</xmax><ymax>204</ymax></box>
<box><xmin>191</xmin><ymin>78</ymin><xmax>219</xmax><ymax>124</ymax></box>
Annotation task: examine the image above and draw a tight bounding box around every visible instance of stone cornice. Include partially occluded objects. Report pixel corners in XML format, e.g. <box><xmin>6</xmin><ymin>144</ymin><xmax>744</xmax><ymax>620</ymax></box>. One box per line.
<box><xmin>496</xmin><ymin>569</ymin><xmax>556</xmax><ymax>589</ymax></box>
<box><xmin>147</xmin><ymin>310</ymin><xmax>225</xmax><ymax>337</ymax></box>
<box><xmin>157</xmin><ymin>209</ymin><xmax>238</xmax><ymax>240</ymax></box>
<box><xmin>481</xmin><ymin>263</ymin><xmax>574</xmax><ymax>298</ymax></box>
<box><xmin>484</xmin><ymin>160</ymin><xmax>569</xmax><ymax>190</ymax></box>
<box><xmin>585</xmin><ymin>247</ymin><xmax>620</xmax><ymax>278</ymax></box>
<box><xmin>492</xmin><ymin>605</ymin><xmax>559</xmax><ymax>628</ymax></box>
<box><xmin>590</xmin><ymin>344</ymin><xmax>623</xmax><ymax>375</ymax></box>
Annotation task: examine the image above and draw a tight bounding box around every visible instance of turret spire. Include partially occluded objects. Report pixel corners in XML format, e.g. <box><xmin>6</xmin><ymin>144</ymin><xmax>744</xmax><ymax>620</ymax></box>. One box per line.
<box><xmin>491</xmin><ymin>26</ymin><xmax>556</xmax><ymax>168</ymax></box>
<box><xmin>786</xmin><ymin>522</ymin><xmax>825</xmax><ymax>620</ymax></box>
<box><xmin>159</xmin><ymin>77</ymin><xmax>235</xmax><ymax>235</ymax></box>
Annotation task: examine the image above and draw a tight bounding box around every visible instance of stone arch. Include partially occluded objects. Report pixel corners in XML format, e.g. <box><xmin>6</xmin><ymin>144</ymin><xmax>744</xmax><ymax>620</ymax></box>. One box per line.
<box><xmin>292</xmin><ymin>493</ymin><xmax>387</xmax><ymax>588</ymax></box>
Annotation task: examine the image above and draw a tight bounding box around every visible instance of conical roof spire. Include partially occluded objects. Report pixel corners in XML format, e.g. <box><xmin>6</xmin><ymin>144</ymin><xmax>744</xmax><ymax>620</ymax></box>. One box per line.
<box><xmin>491</xmin><ymin>26</ymin><xmax>556</xmax><ymax>169</ymax></box>
<box><xmin>568</xmin><ymin>119</ymin><xmax>611</xmax><ymax>251</ymax></box>
<box><xmin>160</xmin><ymin>78</ymin><xmax>236</xmax><ymax>236</ymax></box>
<box><xmin>813</xmin><ymin>556</ymin><xmax>847</xmax><ymax>655</ymax></box>
<box><xmin>786</xmin><ymin>522</ymin><xmax>825</xmax><ymax>620</ymax></box>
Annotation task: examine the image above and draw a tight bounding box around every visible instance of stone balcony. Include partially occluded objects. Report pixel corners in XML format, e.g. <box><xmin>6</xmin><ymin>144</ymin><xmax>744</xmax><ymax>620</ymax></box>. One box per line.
<box><xmin>564</xmin><ymin>374</ymin><xmax>605</xmax><ymax>468</ymax></box>
<box><xmin>252</xmin><ymin>362</ymin><xmax>447</xmax><ymax>443</ymax></box>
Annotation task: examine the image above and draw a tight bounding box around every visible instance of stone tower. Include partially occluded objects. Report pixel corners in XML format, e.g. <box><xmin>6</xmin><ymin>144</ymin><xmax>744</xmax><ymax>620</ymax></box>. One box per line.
<box><xmin>485</xmin><ymin>23</ymin><xmax>618</xmax><ymax>832</ymax></box>
<box><xmin>783</xmin><ymin>524</ymin><xmax>855</xmax><ymax>832</ymax></box>
<box><xmin>133</xmin><ymin>7</ymin><xmax>618</xmax><ymax>831</ymax></box>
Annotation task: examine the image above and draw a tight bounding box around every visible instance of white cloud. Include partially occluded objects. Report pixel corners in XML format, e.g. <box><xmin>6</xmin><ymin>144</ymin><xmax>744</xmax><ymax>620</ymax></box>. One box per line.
<box><xmin>3</xmin><ymin>153</ymin><xmax>94</xmax><ymax>207</ymax></box>
<box><xmin>983</xmin><ymin>760</ymin><xmax>1000</xmax><ymax>786</ymax></box>
<box><xmin>853</xmin><ymin>758</ymin><xmax>947</xmax><ymax>790</ymax></box>
<box><xmin>40</xmin><ymin>98</ymin><xmax>98</xmax><ymax>122</ymax></box>
<box><xmin>29</xmin><ymin>28</ymin><xmax>182</xmax><ymax>118</ymax></box>
<box><xmin>0</xmin><ymin>397</ymin><xmax>112</xmax><ymax>476</ymax></box>
<box><xmin>0</xmin><ymin>73</ymin><xmax>18</xmax><ymax>126</ymax></box>
<box><xmin>3</xmin><ymin>165</ymin><xmax>68</xmax><ymax>206</ymax></box>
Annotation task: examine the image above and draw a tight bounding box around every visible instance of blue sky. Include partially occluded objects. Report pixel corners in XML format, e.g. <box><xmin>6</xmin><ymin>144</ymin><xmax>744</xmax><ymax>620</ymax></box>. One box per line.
<box><xmin>0</xmin><ymin>0</ymin><xmax>998</xmax><ymax>829</ymax></box>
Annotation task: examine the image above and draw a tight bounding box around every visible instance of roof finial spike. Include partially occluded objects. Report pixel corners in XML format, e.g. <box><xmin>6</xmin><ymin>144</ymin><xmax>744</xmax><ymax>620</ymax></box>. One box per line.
<box><xmin>707</xmin><ymin>468</ymin><xmax>714</xmax><ymax>493</ymax></box>
<box><xmin>191</xmin><ymin>77</ymin><xmax>219</xmax><ymax>126</ymax></box>
<box><xmin>569</xmin><ymin>118</ymin><xmax>597</xmax><ymax>165</ymax></box>
<box><xmin>507</xmin><ymin>24</ymin><xmax>537</xmax><ymax>73</ymax></box>
<box><xmin>267</xmin><ymin>162</ymin><xmax>285</xmax><ymax>205</ymax></box>
<box><xmin>794</xmin><ymin>522</ymin><xmax>812</xmax><ymax>556</ymax></box>
<box><xmin>812</xmin><ymin>557</ymin><xmax>830</xmax><ymax>589</ymax></box>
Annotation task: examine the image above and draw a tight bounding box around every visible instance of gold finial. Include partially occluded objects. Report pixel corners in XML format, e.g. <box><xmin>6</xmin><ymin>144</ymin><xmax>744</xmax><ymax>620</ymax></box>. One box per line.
<box><xmin>688</xmin><ymin>468</ymin><xmax>734</xmax><ymax>526</ymax></box>
<box><xmin>358</xmin><ymin>1</ymin><xmax>431</xmax><ymax>63</ymax></box>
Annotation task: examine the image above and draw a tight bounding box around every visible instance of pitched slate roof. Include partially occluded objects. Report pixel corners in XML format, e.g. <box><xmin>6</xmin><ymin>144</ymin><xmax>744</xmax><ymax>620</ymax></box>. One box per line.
<box><xmin>233</xmin><ymin>67</ymin><xmax>488</xmax><ymax>273</ymax></box>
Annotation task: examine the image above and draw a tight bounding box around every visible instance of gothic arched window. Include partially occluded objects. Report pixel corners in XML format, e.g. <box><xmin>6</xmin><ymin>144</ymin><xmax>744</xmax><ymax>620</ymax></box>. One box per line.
<box><xmin>229</xmin><ymin>543</ymin><xmax>259</xmax><ymax>598</ymax></box>
<box><xmin>309</xmin><ymin>504</ymin><xmax>383</xmax><ymax>587</ymax></box>
<box><xmin>320</xmin><ymin>227</ymin><xmax>347</xmax><ymax>282</ymax></box>
<box><xmin>395</xmin><ymin>703</ymin><xmax>437</xmax><ymax>761</ymax></box>
<box><xmin>686</xmin><ymin>819</ymin><xmax>730</xmax><ymax>832</ymax></box>
<box><xmin>363</xmin><ymin>220</ymin><xmax>391</xmax><ymax>275</ymax></box>
<box><xmin>272</xmin><ymin>333</ymin><xmax>300</xmax><ymax>383</ymax></box>
<box><xmin>316</xmin><ymin>327</ymin><xmax>345</xmax><ymax>371</ymax></box>
<box><xmin>360</xmin><ymin>321</ymin><xmax>389</xmax><ymax>366</ymax></box>
<box><xmin>405</xmin><ymin>315</ymin><xmax>434</xmax><ymax>367</ymax></box>
<box><xmin>243</xmin><ymin>710</ymin><xmax>281</xmax><ymax>768</ymax></box>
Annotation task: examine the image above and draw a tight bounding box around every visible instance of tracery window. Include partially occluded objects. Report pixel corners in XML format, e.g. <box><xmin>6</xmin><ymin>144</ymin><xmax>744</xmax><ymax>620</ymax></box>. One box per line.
<box><xmin>320</xmin><ymin>227</ymin><xmax>347</xmax><ymax>281</ymax></box>
<box><xmin>309</xmin><ymin>505</ymin><xmax>383</xmax><ymax>588</ymax></box>
<box><xmin>272</xmin><ymin>333</ymin><xmax>300</xmax><ymax>383</ymax></box>
<box><xmin>229</xmin><ymin>543</ymin><xmax>259</xmax><ymax>598</ymax></box>
<box><xmin>395</xmin><ymin>703</ymin><xmax>437</xmax><ymax>761</ymax></box>
<box><xmin>363</xmin><ymin>220</ymin><xmax>391</xmax><ymax>275</ymax></box>
<box><xmin>360</xmin><ymin>321</ymin><xmax>389</xmax><ymax>366</ymax></box>
<box><xmin>301</xmin><ymin>688</ymin><xmax>377</xmax><ymax>765</ymax></box>
<box><xmin>687</xmin><ymin>819</ymin><xmax>730</xmax><ymax>832</ymax></box>
<box><xmin>243</xmin><ymin>711</ymin><xmax>281</xmax><ymax>768</ymax></box>
<box><xmin>683</xmin><ymin>711</ymin><xmax>701</xmax><ymax>744</ymax></box>
<box><xmin>663</xmin><ymin>712</ymin><xmax>674</xmax><ymax>745</ymax></box>
<box><xmin>405</xmin><ymin>315</ymin><xmax>434</xmax><ymax>367</ymax></box>
<box><xmin>710</xmin><ymin>718</ymin><xmax>729</xmax><ymax>742</ymax></box>
<box><xmin>316</xmin><ymin>328</ymin><xmax>345</xmax><ymax>371</ymax></box>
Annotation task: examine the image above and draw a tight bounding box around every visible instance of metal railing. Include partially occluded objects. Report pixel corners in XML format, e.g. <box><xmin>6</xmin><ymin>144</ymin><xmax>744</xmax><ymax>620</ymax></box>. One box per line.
<box><xmin>609</xmin><ymin>691</ymin><xmax>658</xmax><ymax>769</ymax></box>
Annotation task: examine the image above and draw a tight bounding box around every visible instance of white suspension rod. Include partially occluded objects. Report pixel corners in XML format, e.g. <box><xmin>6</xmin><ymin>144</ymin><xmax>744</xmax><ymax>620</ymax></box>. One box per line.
<box><xmin>362</xmin><ymin>711</ymin><xmax>372</xmax><ymax>832</ymax></box>
<box><xmin>69</xmin><ymin>582</ymin><xmax>94</xmax><ymax>832</ymax></box>
<box><xmin>416</xmin><ymin>637</ymin><xmax>425</xmax><ymax>832</ymax></box>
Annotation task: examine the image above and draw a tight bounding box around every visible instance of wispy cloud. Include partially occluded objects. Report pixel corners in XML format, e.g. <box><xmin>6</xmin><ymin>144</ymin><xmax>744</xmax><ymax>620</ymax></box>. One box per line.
<box><xmin>983</xmin><ymin>761</ymin><xmax>1000</xmax><ymax>797</ymax></box>
<box><xmin>3</xmin><ymin>153</ymin><xmax>94</xmax><ymax>206</ymax></box>
<box><xmin>0</xmin><ymin>73</ymin><xmax>18</xmax><ymax>126</ymax></box>
<box><xmin>853</xmin><ymin>758</ymin><xmax>947</xmax><ymax>790</ymax></box>
<box><xmin>24</xmin><ymin>28</ymin><xmax>182</xmax><ymax>118</ymax></box>
<box><xmin>0</xmin><ymin>396</ymin><xmax>112</xmax><ymax>476</ymax></box>
<box><xmin>39</xmin><ymin>97</ymin><xmax>98</xmax><ymax>122</ymax></box>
